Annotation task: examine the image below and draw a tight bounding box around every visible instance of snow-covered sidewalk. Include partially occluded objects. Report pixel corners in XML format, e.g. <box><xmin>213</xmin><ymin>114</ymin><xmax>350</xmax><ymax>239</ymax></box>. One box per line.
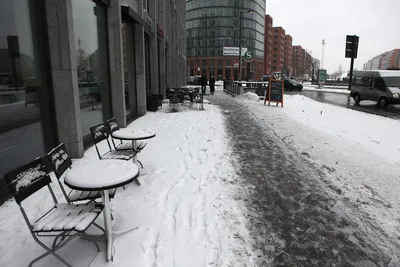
<box><xmin>0</xmin><ymin>104</ymin><xmax>253</xmax><ymax>267</ymax></box>
<box><xmin>235</xmin><ymin>93</ymin><xmax>400</xmax><ymax>246</ymax></box>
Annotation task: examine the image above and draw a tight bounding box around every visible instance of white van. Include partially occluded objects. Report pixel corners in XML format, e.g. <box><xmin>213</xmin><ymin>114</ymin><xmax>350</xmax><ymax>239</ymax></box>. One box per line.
<box><xmin>350</xmin><ymin>70</ymin><xmax>400</xmax><ymax>107</ymax></box>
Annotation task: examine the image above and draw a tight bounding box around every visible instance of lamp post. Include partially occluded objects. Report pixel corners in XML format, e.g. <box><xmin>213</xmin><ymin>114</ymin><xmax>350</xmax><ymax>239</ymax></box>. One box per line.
<box><xmin>238</xmin><ymin>11</ymin><xmax>243</xmax><ymax>81</ymax></box>
<box><xmin>238</xmin><ymin>9</ymin><xmax>253</xmax><ymax>81</ymax></box>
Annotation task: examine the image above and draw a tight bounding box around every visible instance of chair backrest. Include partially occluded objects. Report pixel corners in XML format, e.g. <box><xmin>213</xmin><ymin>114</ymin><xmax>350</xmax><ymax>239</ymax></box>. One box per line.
<box><xmin>90</xmin><ymin>122</ymin><xmax>112</xmax><ymax>159</ymax></box>
<box><xmin>4</xmin><ymin>157</ymin><xmax>52</xmax><ymax>204</ymax></box>
<box><xmin>47</xmin><ymin>143</ymin><xmax>72</xmax><ymax>179</ymax></box>
<box><xmin>90</xmin><ymin>123</ymin><xmax>109</xmax><ymax>144</ymax></box>
<box><xmin>106</xmin><ymin>117</ymin><xmax>120</xmax><ymax>134</ymax></box>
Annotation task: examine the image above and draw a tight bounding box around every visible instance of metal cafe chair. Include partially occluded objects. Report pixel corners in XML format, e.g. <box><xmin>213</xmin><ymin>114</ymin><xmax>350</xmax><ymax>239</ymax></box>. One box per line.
<box><xmin>4</xmin><ymin>157</ymin><xmax>104</xmax><ymax>267</ymax></box>
<box><xmin>89</xmin><ymin>122</ymin><xmax>135</xmax><ymax>161</ymax></box>
<box><xmin>105</xmin><ymin>117</ymin><xmax>147</xmax><ymax>155</ymax></box>
<box><xmin>47</xmin><ymin>143</ymin><xmax>116</xmax><ymax>203</ymax></box>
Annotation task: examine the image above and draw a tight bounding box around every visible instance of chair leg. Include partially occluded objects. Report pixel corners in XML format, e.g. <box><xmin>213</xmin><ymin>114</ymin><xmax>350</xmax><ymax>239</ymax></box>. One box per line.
<box><xmin>137</xmin><ymin>160</ymin><xmax>144</xmax><ymax>169</ymax></box>
<box><xmin>30</xmin><ymin>233</ymin><xmax>78</xmax><ymax>267</ymax></box>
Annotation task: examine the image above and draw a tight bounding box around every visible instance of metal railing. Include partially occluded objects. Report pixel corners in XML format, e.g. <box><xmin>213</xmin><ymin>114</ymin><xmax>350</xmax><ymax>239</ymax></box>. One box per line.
<box><xmin>223</xmin><ymin>80</ymin><xmax>269</xmax><ymax>96</ymax></box>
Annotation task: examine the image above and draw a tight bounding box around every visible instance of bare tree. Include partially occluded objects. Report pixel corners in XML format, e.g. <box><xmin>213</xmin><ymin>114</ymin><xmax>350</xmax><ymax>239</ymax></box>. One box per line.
<box><xmin>76</xmin><ymin>39</ymin><xmax>90</xmax><ymax>81</ymax></box>
<box><xmin>338</xmin><ymin>64</ymin><xmax>343</xmax><ymax>74</ymax></box>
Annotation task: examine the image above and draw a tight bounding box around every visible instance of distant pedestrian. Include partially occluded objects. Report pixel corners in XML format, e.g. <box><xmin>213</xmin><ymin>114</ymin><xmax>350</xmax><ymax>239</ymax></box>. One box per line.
<box><xmin>209</xmin><ymin>76</ymin><xmax>216</xmax><ymax>95</ymax></box>
<box><xmin>200</xmin><ymin>75</ymin><xmax>207</xmax><ymax>95</ymax></box>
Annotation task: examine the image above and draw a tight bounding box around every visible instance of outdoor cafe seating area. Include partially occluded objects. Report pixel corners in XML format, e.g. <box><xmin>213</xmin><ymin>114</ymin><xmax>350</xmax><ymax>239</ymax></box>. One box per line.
<box><xmin>166</xmin><ymin>86</ymin><xmax>204</xmax><ymax>112</ymax></box>
<box><xmin>4</xmin><ymin>117</ymin><xmax>156</xmax><ymax>266</ymax></box>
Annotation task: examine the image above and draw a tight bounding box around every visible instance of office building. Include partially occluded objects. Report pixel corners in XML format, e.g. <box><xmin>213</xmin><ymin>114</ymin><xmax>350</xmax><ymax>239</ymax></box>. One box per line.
<box><xmin>186</xmin><ymin>0</ymin><xmax>266</xmax><ymax>80</ymax></box>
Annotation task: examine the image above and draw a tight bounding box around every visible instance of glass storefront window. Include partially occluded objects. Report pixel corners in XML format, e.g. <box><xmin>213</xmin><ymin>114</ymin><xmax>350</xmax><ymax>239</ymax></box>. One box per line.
<box><xmin>122</xmin><ymin>22</ymin><xmax>137</xmax><ymax>115</ymax></box>
<box><xmin>72</xmin><ymin>0</ymin><xmax>111</xmax><ymax>139</ymax></box>
<box><xmin>0</xmin><ymin>0</ymin><xmax>56</xmax><ymax>196</ymax></box>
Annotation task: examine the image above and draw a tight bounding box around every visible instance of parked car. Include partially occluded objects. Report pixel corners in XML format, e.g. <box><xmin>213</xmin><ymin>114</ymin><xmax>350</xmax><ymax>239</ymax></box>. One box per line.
<box><xmin>350</xmin><ymin>70</ymin><xmax>400</xmax><ymax>108</ymax></box>
<box><xmin>284</xmin><ymin>78</ymin><xmax>303</xmax><ymax>91</ymax></box>
<box><xmin>259</xmin><ymin>75</ymin><xmax>272</xmax><ymax>82</ymax></box>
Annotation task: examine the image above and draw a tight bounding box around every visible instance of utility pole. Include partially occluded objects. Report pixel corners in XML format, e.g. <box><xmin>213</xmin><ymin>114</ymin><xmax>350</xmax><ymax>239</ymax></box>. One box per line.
<box><xmin>321</xmin><ymin>38</ymin><xmax>325</xmax><ymax>69</ymax></box>
<box><xmin>238</xmin><ymin>11</ymin><xmax>242</xmax><ymax>81</ymax></box>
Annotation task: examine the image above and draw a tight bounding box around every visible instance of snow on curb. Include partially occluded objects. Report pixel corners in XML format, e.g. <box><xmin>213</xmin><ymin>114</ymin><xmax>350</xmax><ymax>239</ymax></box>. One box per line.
<box><xmin>302</xmin><ymin>86</ymin><xmax>350</xmax><ymax>95</ymax></box>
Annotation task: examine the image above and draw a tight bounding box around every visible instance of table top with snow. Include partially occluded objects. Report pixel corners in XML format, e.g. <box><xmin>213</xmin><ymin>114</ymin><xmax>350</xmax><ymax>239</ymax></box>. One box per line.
<box><xmin>111</xmin><ymin>128</ymin><xmax>156</xmax><ymax>140</ymax></box>
<box><xmin>65</xmin><ymin>159</ymin><xmax>139</xmax><ymax>190</ymax></box>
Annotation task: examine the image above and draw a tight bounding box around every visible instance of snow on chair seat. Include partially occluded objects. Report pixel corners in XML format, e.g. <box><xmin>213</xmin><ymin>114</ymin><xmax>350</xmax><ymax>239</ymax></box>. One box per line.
<box><xmin>33</xmin><ymin>203</ymin><xmax>103</xmax><ymax>232</ymax></box>
<box><xmin>90</xmin><ymin>122</ymin><xmax>135</xmax><ymax>161</ymax></box>
<box><xmin>106</xmin><ymin>117</ymin><xmax>148</xmax><ymax>153</ymax></box>
<box><xmin>4</xmin><ymin>157</ymin><xmax>104</xmax><ymax>267</ymax></box>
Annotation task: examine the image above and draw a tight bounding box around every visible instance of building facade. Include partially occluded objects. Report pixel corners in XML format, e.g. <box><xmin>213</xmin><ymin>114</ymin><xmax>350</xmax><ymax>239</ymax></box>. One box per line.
<box><xmin>292</xmin><ymin>45</ymin><xmax>303</xmax><ymax>77</ymax></box>
<box><xmin>0</xmin><ymin>0</ymin><xmax>186</xmax><ymax>196</ymax></box>
<box><xmin>264</xmin><ymin>15</ymin><xmax>273</xmax><ymax>74</ymax></box>
<box><xmin>364</xmin><ymin>49</ymin><xmax>400</xmax><ymax>70</ymax></box>
<box><xmin>284</xmin><ymin>35</ymin><xmax>293</xmax><ymax>75</ymax></box>
<box><xmin>186</xmin><ymin>0</ymin><xmax>265</xmax><ymax>81</ymax></box>
<box><xmin>270</xmin><ymin>27</ymin><xmax>285</xmax><ymax>73</ymax></box>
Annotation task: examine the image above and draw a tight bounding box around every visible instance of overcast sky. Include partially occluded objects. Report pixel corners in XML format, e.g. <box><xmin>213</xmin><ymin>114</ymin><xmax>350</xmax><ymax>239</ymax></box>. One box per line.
<box><xmin>266</xmin><ymin>0</ymin><xmax>400</xmax><ymax>73</ymax></box>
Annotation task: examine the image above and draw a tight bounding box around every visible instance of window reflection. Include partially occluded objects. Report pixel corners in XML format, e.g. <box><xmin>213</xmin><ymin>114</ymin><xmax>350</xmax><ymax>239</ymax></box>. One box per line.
<box><xmin>0</xmin><ymin>0</ymin><xmax>48</xmax><ymax>186</ymax></box>
<box><xmin>72</xmin><ymin>0</ymin><xmax>111</xmax><ymax>139</ymax></box>
<box><xmin>122</xmin><ymin>22</ymin><xmax>138</xmax><ymax>115</ymax></box>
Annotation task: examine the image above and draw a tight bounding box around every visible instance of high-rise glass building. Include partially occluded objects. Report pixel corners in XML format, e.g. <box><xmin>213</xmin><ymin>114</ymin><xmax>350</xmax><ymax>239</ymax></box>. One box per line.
<box><xmin>186</xmin><ymin>0</ymin><xmax>265</xmax><ymax>80</ymax></box>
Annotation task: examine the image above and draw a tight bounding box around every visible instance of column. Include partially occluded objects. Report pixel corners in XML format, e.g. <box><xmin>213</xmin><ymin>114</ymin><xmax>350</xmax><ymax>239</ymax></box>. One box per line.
<box><xmin>158</xmin><ymin>0</ymin><xmax>166</xmax><ymax>97</ymax></box>
<box><xmin>107</xmin><ymin>0</ymin><xmax>126</xmax><ymax>127</ymax></box>
<box><xmin>149</xmin><ymin>0</ymin><xmax>159</xmax><ymax>95</ymax></box>
<box><xmin>134</xmin><ymin>24</ymin><xmax>147</xmax><ymax>115</ymax></box>
<box><xmin>45</xmin><ymin>0</ymin><xmax>83</xmax><ymax>157</ymax></box>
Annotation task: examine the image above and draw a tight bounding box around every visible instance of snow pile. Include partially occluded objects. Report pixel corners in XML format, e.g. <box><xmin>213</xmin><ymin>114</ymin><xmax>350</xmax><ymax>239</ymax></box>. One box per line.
<box><xmin>235</xmin><ymin>94</ymin><xmax>400</xmax><ymax>244</ymax></box>
<box><xmin>0</xmin><ymin>104</ymin><xmax>253</xmax><ymax>267</ymax></box>
<box><xmin>237</xmin><ymin>92</ymin><xmax>260</xmax><ymax>101</ymax></box>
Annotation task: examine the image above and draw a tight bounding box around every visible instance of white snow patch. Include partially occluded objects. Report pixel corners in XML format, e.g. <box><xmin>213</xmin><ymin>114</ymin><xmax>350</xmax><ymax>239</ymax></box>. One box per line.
<box><xmin>15</xmin><ymin>165</ymin><xmax>46</xmax><ymax>192</ymax></box>
<box><xmin>237</xmin><ymin>92</ymin><xmax>260</xmax><ymax>102</ymax></box>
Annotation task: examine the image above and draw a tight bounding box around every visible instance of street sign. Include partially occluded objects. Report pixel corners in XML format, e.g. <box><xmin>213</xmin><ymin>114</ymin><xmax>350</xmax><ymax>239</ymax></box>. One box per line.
<box><xmin>345</xmin><ymin>35</ymin><xmax>359</xmax><ymax>58</ymax></box>
<box><xmin>244</xmin><ymin>51</ymin><xmax>252</xmax><ymax>60</ymax></box>
<box><xmin>223</xmin><ymin>47</ymin><xmax>247</xmax><ymax>56</ymax></box>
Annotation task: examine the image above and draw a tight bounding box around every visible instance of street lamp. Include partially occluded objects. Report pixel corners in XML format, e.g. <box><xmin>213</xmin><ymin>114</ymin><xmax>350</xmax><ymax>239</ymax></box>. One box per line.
<box><xmin>238</xmin><ymin>9</ymin><xmax>253</xmax><ymax>81</ymax></box>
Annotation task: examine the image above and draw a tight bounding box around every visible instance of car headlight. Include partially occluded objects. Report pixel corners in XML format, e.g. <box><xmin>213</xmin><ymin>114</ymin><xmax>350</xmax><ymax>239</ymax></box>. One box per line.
<box><xmin>393</xmin><ymin>93</ymin><xmax>399</xmax><ymax>98</ymax></box>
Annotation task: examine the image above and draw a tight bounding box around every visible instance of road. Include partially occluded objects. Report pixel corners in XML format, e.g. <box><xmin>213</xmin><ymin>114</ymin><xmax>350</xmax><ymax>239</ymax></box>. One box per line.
<box><xmin>208</xmin><ymin>91</ymin><xmax>400</xmax><ymax>266</ymax></box>
<box><xmin>287</xmin><ymin>90</ymin><xmax>400</xmax><ymax>119</ymax></box>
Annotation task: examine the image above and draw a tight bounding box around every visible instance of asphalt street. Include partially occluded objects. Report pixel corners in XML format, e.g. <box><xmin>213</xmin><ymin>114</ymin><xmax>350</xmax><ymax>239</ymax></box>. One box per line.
<box><xmin>208</xmin><ymin>91</ymin><xmax>400</xmax><ymax>266</ymax></box>
<box><xmin>287</xmin><ymin>90</ymin><xmax>400</xmax><ymax>119</ymax></box>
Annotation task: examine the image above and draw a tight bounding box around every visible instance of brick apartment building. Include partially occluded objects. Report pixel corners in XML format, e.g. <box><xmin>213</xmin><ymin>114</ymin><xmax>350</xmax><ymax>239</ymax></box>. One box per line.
<box><xmin>284</xmin><ymin>35</ymin><xmax>293</xmax><ymax>75</ymax></box>
<box><xmin>364</xmin><ymin>49</ymin><xmax>400</xmax><ymax>70</ymax></box>
<box><xmin>292</xmin><ymin>45</ymin><xmax>303</xmax><ymax>77</ymax></box>
<box><xmin>264</xmin><ymin>15</ymin><xmax>273</xmax><ymax>74</ymax></box>
<box><xmin>264</xmin><ymin>15</ymin><xmax>293</xmax><ymax>76</ymax></box>
<box><xmin>271</xmin><ymin>26</ymin><xmax>286</xmax><ymax>72</ymax></box>
<box><xmin>292</xmin><ymin>45</ymin><xmax>313</xmax><ymax>78</ymax></box>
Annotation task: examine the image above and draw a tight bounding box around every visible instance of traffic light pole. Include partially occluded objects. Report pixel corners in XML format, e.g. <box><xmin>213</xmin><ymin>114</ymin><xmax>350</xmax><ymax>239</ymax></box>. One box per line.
<box><xmin>348</xmin><ymin>56</ymin><xmax>355</xmax><ymax>91</ymax></box>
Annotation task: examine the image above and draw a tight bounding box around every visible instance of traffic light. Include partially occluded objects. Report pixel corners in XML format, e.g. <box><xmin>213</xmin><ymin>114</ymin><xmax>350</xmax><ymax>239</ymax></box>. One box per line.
<box><xmin>345</xmin><ymin>35</ymin><xmax>359</xmax><ymax>59</ymax></box>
